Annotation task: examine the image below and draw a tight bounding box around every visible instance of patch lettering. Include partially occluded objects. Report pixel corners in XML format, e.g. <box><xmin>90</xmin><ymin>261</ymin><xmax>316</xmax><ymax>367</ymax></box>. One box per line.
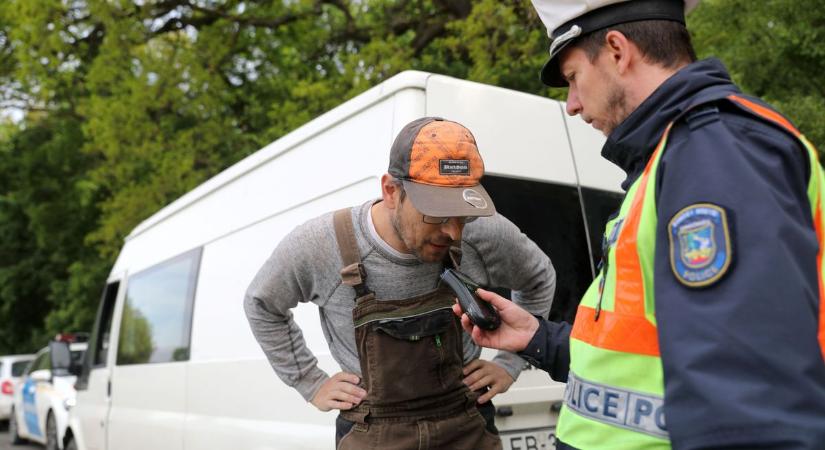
<box><xmin>669</xmin><ymin>203</ymin><xmax>732</xmax><ymax>287</ymax></box>
<box><xmin>439</xmin><ymin>159</ymin><xmax>470</xmax><ymax>175</ymax></box>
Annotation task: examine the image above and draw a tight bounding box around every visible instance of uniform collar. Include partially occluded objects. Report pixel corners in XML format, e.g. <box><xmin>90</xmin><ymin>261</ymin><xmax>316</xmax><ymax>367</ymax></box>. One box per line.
<box><xmin>601</xmin><ymin>58</ymin><xmax>739</xmax><ymax>190</ymax></box>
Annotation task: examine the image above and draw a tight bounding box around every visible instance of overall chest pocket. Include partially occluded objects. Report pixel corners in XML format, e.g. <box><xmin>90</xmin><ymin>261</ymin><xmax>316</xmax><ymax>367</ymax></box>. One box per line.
<box><xmin>359</xmin><ymin>308</ymin><xmax>464</xmax><ymax>403</ymax></box>
<box><xmin>374</xmin><ymin>308</ymin><xmax>454</xmax><ymax>340</ymax></box>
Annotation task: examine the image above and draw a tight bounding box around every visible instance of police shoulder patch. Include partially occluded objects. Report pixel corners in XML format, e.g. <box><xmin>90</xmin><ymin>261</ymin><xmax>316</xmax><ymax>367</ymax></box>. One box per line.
<box><xmin>668</xmin><ymin>203</ymin><xmax>732</xmax><ymax>288</ymax></box>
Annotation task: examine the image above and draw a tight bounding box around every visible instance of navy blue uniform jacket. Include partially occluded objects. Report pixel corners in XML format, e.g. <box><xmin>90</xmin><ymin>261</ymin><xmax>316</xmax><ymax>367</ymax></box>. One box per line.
<box><xmin>519</xmin><ymin>59</ymin><xmax>825</xmax><ymax>449</ymax></box>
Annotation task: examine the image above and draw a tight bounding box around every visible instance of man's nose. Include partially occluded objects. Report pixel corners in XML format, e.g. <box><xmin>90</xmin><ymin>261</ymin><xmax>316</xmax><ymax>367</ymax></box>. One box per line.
<box><xmin>566</xmin><ymin>88</ymin><xmax>582</xmax><ymax>116</ymax></box>
<box><xmin>440</xmin><ymin>218</ymin><xmax>462</xmax><ymax>240</ymax></box>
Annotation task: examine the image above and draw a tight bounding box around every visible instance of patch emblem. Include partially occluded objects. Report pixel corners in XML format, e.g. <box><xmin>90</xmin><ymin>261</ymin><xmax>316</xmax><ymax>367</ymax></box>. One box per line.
<box><xmin>462</xmin><ymin>189</ymin><xmax>487</xmax><ymax>209</ymax></box>
<box><xmin>439</xmin><ymin>159</ymin><xmax>470</xmax><ymax>175</ymax></box>
<box><xmin>669</xmin><ymin>203</ymin><xmax>732</xmax><ymax>287</ymax></box>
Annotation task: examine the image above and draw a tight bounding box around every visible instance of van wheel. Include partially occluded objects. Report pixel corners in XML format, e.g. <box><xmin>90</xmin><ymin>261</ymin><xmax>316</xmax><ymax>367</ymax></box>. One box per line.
<box><xmin>8</xmin><ymin>407</ymin><xmax>25</xmax><ymax>445</ymax></box>
<box><xmin>45</xmin><ymin>412</ymin><xmax>59</xmax><ymax>450</ymax></box>
<box><xmin>65</xmin><ymin>436</ymin><xmax>78</xmax><ymax>450</ymax></box>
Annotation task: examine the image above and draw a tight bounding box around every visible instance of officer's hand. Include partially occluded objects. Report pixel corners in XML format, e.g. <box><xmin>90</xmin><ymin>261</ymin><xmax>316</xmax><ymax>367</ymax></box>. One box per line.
<box><xmin>452</xmin><ymin>288</ymin><xmax>539</xmax><ymax>353</ymax></box>
<box><xmin>462</xmin><ymin>359</ymin><xmax>514</xmax><ymax>404</ymax></box>
<box><xmin>310</xmin><ymin>372</ymin><xmax>367</xmax><ymax>412</ymax></box>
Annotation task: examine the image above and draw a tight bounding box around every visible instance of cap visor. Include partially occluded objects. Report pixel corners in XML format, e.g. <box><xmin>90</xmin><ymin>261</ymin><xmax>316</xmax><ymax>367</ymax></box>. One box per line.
<box><xmin>540</xmin><ymin>38</ymin><xmax>575</xmax><ymax>87</ymax></box>
<box><xmin>541</xmin><ymin>57</ymin><xmax>566</xmax><ymax>87</ymax></box>
<box><xmin>402</xmin><ymin>181</ymin><xmax>496</xmax><ymax>218</ymax></box>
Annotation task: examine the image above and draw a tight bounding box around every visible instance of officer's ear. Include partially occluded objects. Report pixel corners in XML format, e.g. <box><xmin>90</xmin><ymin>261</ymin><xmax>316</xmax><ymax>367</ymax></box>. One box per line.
<box><xmin>603</xmin><ymin>30</ymin><xmax>634</xmax><ymax>76</ymax></box>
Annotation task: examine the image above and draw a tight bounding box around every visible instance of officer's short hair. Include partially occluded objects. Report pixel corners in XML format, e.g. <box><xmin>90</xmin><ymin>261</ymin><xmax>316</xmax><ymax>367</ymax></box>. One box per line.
<box><xmin>573</xmin><ymin>19</ymin><xmax>697</xmax><ymax>69</ymax></box>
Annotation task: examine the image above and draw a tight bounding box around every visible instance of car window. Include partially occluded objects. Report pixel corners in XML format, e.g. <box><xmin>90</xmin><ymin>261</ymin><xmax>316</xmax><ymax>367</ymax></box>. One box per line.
<box><xmin>11</xmin><ymin>360</ymin><xmax>32</xmax><ymax>377</ymax></box>
<box><xmin>70</xmin><ymin>350</ymin><xmax>84</xmax><ymax>366</ymax></box>
<box><xmin>117</xmin><ymin>248</ymin><xmax>201</xmax><ymax>365</ymax></box>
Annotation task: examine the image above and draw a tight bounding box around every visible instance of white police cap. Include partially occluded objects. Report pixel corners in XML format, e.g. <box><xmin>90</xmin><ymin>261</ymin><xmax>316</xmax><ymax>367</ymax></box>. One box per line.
<box><xmin>531</xmin><ymin>0</ymin><xmax>700</xmax><ymax>86</ymax></box>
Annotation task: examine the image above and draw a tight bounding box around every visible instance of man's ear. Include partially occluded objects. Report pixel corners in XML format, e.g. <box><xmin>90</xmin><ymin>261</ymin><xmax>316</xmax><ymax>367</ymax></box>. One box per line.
<box><xmin>604</xmin><ymin>30</ymin><xmax>633</xmax><ymax>76</ymax></box>
<box><xmin>381</xmin><ymin>174</ymin><xmax>400</xmax><ymax>209</ymax></box>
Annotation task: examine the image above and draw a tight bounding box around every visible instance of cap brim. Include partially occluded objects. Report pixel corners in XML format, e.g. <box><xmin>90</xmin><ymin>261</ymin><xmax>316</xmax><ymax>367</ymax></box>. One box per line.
<box><xmin>540</xmin><ymin>37</ymin><xmax>575</xmax><ymax>87</ymax></box>
<box><xmin>402</xmin><ymin>180</ymin><xmax>496</xmax><ymax>218</ymax></box>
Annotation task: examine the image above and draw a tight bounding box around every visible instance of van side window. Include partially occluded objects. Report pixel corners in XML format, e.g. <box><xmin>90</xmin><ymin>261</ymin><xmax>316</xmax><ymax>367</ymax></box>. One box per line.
<box><xmin>482</xmin><ymin>175</ymin><xmax>595</xmax><ymax>324</ymax></box>
<box><xmin>117</xmin><ymin>248</ymin><xmax>202</xmax><ymax>365</ymax></box>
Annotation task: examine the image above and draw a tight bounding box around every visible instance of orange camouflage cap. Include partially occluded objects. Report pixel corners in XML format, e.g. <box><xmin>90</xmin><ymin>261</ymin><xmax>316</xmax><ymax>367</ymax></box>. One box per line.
<box><xmin>388</xmin><ymin>117</ymin><xmax>495</xmax><ymax>218</ymax></box>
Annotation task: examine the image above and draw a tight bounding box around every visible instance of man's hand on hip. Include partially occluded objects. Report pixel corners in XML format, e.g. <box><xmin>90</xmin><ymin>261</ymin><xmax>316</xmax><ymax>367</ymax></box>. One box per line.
<box><xmin>462</xmin><ymin>359</ymin><xmax>514</xmax><ymax>404</ymax></box>
<box><xmin>453</xmin><ymin>288</ymin><xmax>540</xmax><ymax>353</ymax></box>
<box><xmin>310</xmin><ymin>372</ymin><xmax>367</xmax><ymax>412</ymax></box>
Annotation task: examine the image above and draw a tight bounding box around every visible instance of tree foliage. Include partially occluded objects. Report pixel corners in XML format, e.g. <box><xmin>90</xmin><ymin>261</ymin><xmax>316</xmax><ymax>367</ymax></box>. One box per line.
<box><xmin>689</xmin><ymin>0</ymin><xmax>825</xmax><ymax>152</ymax></box>
<box><xmin>0</xmin><ymin>0</ymin><xmax>821</xmax><ymax>353</ymax></box>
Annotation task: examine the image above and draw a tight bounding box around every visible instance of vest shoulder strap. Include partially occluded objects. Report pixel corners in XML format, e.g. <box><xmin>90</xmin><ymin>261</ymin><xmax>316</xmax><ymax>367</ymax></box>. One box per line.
<box><xmin>725</xmin><ymin>94</ymin><xmax>802</xmax><ymax>138</ymax></box>
<box><xmin>332</xmin><ymin>208</ymin><xmax>370</xmax><ymax>297</ymax></box>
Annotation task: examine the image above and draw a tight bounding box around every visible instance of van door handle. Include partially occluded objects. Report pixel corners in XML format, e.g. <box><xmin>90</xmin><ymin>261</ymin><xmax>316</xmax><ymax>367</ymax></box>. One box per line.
<box><xmin>107</xmin><ymin>379</ymin><xmax>111</xmax><ymax>398</ymax></box>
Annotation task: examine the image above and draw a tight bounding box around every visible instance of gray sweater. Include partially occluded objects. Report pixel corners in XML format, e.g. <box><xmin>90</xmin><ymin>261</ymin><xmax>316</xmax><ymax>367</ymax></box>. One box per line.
<box><xmin>244</xmin><ymin>200</ymin><xmax>556</xmax><ymax>402</ymax></box>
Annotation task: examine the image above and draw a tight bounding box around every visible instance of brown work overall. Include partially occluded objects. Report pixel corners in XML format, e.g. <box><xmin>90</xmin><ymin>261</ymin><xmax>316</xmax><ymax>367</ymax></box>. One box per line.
<box><xmin>333</xmin><ymin>208</ymin><xmax>502</xmax><ymax>450</ymax></box>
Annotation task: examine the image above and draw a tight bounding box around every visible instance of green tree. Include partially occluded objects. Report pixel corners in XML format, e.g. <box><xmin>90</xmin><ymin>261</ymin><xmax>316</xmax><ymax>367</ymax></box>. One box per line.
<box><xmin>0</xmin><ymin>115</ymin><xmax>101</xmax><ymax>352</ymax></box>
<box><xmin>690</xmin><ymin>0</ymin><xmax>825</xmax><ymax>150</ymax></box>
<box><xmin>0</xmin><ymin>0</ymin><xmax>821</xmax><ymax>353</ymax></box>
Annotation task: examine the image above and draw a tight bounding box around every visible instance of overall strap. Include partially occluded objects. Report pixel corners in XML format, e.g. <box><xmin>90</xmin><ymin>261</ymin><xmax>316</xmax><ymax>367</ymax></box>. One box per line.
<box><xmin>333</xmin><ymin>208</ymin><xmax>371</xmax><ymax>298</ymax></box>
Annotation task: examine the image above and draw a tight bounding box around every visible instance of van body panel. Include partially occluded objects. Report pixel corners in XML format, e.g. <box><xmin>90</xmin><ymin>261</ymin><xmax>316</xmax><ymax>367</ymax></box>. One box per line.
<box><xmin>425</xmin><ymin>75</ymin><xmax>578</xmax><ymax>186</ymax></box>
<box><xmin>72</xmin><ymin>368</ymin><xmax>108</xmax><ymax>450</ymax></box>
<box><xmin>561</xmin><ymin>110</ymin><xmax>622</xmax><ymax>191</ymax></box>
<box><xmin>189</xmin><ymin>179</ymin><xmax>377</xmax><ymax>363</ymax></box>
<box><xmin>107</xmin><ymin>364</ymin><xmax>186</xmax><ymax>450</ymax></box>
<box><xmin>184</xmin><ymin>359</ymin><xmax>334</xmax><ymax>450</ymax></box>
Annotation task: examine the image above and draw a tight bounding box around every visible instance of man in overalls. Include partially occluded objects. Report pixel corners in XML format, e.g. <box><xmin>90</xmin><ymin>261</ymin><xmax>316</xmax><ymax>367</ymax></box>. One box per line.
<box><xmin>245</xmin><ymin>117</ymin><xmax>557</xmax><ymax>449</ymax></box>
<box><xmin>456</xmin><ymin>1</ymin><xmax>825</xmax><ymax>449</ymax></box>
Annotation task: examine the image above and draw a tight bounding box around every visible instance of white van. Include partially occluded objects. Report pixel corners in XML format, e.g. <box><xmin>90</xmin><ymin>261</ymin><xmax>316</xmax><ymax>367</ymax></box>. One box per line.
<box><xmin>63</xmin><ymin>71</ymin><xmax>623</xmax><ymax>450</ymax></box>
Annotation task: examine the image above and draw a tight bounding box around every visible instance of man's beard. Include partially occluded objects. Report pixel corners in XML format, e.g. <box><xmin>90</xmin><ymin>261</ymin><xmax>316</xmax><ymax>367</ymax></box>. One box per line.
<box><xmin>390</xmin><ymin>207</ymin><xmax>422</xmax><ymax>260</ymax></box>
<box><xmin>602</xmin><ymin>81</ymin><xmax>632</xmax><ymax>136</ymax></box>
<box><xmin>390</xmin><ymin>207</ymin><xmax>451</xmax><ymax>263</ymax></box>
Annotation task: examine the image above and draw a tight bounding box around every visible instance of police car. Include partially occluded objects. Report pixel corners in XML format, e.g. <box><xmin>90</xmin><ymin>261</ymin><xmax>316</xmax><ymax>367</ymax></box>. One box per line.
<box><xmin>9</xmin><ymin>335</ymin><xmax>87</xmax><ymax>450</ymax></box>
<box><xmin>1</xmin><ymin>354</ymin><xmax>35</xmax><ymax>423</ymax></box>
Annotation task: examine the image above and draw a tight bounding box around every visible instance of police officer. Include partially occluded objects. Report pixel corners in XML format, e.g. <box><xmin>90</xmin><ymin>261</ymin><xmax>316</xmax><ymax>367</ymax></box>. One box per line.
<box><xmin>454</xmin><ymin>1</ymin><xmax>825</xmax><ymax>448</ymax></box>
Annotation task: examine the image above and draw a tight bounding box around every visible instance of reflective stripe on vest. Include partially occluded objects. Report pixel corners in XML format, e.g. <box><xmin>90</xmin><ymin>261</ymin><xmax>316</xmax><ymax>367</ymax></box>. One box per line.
<box><xmin>557</xmin><ymin>96</ymin><xmax>825</xmax><ymax>449</ymax></box>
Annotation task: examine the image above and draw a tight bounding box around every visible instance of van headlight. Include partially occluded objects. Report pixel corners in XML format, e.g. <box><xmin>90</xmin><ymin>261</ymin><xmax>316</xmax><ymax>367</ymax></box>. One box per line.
<box><xmin>63</xmin><ymin>397</ymin><xmax>76</xmax><ymax>410</ymax></box>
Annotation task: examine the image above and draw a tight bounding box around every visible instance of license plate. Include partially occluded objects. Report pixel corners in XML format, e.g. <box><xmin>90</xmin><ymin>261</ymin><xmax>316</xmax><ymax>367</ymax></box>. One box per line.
<box><xmin>501</xmin><ymin>427</ymin><xmax>556</xmax><ymax>450</ymax></box>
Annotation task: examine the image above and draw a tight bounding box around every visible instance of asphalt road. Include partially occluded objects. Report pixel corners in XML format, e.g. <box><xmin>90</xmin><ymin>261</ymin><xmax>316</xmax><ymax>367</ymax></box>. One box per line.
<box><xmin>0</xmin><ymin>423</ymin><xmax>40</xmax><ymax>450</ymax></box>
